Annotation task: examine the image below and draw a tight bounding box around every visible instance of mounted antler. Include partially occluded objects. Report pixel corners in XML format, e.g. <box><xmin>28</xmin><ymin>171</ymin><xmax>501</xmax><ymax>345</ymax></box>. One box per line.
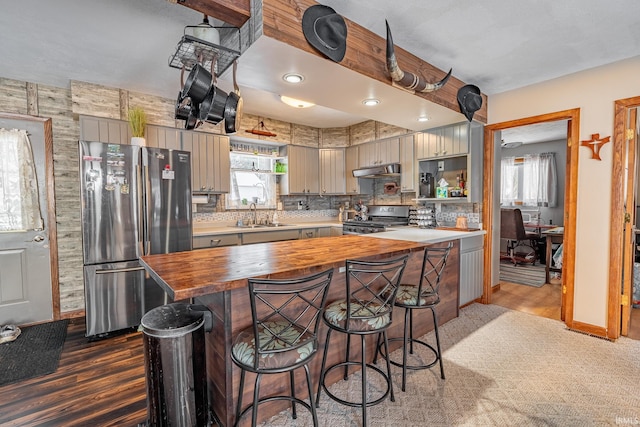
<box><xmin>385</xmin><ymin>20</ymin><xmax>452</xmax><ymax>93</ymax></box>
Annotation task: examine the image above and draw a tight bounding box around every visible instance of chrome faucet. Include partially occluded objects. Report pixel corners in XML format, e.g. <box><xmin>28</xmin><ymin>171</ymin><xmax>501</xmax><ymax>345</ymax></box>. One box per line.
<box><xmin>249</xmin><ymin>202</ymin><xmax>257</xmax><ymax>225</ymax></box>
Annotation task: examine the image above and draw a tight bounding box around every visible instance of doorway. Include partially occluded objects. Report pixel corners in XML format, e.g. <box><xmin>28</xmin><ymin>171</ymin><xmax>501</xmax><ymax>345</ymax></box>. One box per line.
<box><xmin>0</xmin><ymin>113</ymin><xmax>59</xmax><ymax>325</ymax></box>
<box><xmin>482</xmin><ymin>109</ymin><xmax>580</xmax><ymax>330</ymax></box>
<box><xmin>493</xmin><ymin>123</ymin><xmax>568</xmax><ymax>320</ymax></box>
<box><xmin>610</xmin><ymin>96</ymin><xmax>640</xmax><ymax>340</ymax></box>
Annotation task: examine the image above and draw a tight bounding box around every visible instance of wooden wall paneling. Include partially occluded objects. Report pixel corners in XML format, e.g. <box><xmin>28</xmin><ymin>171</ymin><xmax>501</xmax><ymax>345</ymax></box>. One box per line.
<box><xmin>26</xmin><ymin>82</ymin><xmax>38</xmax><ymax>116</ymax></box>
<box><xmin>71</xmin><ymin>81</ymin><xmax>121</xmax><ymax>119</ymax></box>
<box><xmin>38</xmin><ymin>84</ymin><xmax>84</xmax><ymax>314</ymax></box>
<box><xmin>349</xmin><ymin>120</ymin><xmax>376</xmax><ymax>145</ymax></box>
<box><xmin>128</xmin><ymin>91</ymin><xmax>176</xmax><ymax>129</ymax></box>
<box><xmin>377</xmin><ymin>122</ymin><xmax>409</xmax><ymax>140</ymax></box>
<box><xmin>320</xmin><ymin>127</ymin><xmax>349</xmax><ymax>148</ymax></box>
<box><xmin>0</xmin><ymin>77</ymin><xmax>29</xmax><ymax>114</ymax></box>
<box><xmin>177</xmin><ymin>0</ymin><xmax>251</xmax><ymax>28</ymax></box>
<box><xmin>291</xmin><ymin>123</ymin><xmax>319</xmax><ymax>147</ymax></box>
<box><xmin>261</xmin><ymin>0</ymin><xmax>487</xmax><ymax>124</ymax></box>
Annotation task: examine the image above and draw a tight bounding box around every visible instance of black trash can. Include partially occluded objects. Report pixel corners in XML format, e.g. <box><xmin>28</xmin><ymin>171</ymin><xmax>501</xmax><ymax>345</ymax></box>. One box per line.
<box><xmin>141</xmin><ymin>303</ymin><xmax>212</xmax><ymax>427</ymax></box>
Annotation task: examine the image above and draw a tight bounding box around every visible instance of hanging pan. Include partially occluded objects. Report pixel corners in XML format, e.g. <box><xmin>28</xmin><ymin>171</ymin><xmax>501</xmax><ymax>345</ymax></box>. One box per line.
<box><xmin>198</xmin><ymin>84</ymin><xmax>227</xmax><ymax>125</ymax></box>
<box><xmin>223</xmin><ymin>60</ymin><xmax>243</xmax><ymax>134</ymax></box>
<box><xmin>181</xmin><ymin>62</ymin><xmax>212</xmax><ymax>104</ymax></box>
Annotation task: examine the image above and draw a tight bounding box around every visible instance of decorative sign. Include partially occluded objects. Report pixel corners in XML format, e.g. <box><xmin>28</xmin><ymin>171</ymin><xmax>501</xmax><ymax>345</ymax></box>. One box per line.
<box><xmin>580</xmin><ymin>133</ymin><xmax>610</xmax><ymax>161</ymax></box>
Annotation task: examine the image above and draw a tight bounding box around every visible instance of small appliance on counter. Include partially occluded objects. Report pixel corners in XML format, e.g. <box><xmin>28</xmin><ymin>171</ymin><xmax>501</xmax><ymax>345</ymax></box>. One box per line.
<box><xmin>419</xmin><ymin>172</ymin><xmax>435</xmax><ymax>198</ymax></box>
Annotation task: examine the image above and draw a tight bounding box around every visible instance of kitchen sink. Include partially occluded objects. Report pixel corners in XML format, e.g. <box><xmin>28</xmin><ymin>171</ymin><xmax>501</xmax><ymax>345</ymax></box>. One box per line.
<box><xmin>234</xmin><ymin>224</ymin><xmax>267</xmax><ymax>229</ymax></box>
<box><xmin>264</xmin><ymin>223</ymin><xmax>296</xmax><ymax>227</ymax></box>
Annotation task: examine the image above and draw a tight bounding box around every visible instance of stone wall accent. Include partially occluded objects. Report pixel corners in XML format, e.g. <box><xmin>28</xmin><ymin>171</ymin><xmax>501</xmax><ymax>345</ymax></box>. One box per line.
<box><xmin>349</xmin><ymin>120</ymin><xmax>376</xmax><ymax>145</ymax></box>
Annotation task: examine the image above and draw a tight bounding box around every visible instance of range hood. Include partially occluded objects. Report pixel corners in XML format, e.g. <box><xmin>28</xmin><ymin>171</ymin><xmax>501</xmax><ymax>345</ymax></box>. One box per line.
<box><xmin>352</xmin><ymin>163</ymin><xmax>401</xmax><ymax>178</ymax></box>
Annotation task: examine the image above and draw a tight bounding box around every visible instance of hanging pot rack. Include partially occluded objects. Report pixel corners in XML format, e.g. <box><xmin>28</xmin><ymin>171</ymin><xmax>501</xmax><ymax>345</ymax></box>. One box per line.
<box><xmin>169</xmin><ymin>16</ymin><xmax>240</xmax><ymax>78</ymax></box>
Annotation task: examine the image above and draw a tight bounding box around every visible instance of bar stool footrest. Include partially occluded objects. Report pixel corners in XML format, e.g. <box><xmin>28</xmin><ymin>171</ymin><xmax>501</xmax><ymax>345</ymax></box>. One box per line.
<box><xmin>320</xmin><ymin>361</ymin><xmax>392</xmax><ymax>408</ymax></box>
<box><xmin>236</xmin><ymin>395</ymin><xmax>312</xmax><ymax>425</ymax></box>
<box><xmin>383</xmin><ymin>337</ymin><xmax>440</xmax><ymax>371</ymax></box>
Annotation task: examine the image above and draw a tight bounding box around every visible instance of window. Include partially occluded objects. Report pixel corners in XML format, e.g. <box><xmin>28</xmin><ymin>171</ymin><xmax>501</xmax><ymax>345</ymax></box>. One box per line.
<box><xmin>225</xmin><ymin>152</ymin><xmax>278</xmax><ymax>209</ymax></box>
<box><xmin>500</xmin><ymin>153</ymin><xmax>557</xmax><ymax>207</ymax></box>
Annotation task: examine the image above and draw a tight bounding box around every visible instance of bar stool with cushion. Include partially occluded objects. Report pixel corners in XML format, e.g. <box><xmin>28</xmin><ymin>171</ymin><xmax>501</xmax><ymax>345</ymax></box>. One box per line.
<box><xmin>315</xmin><ymin>255</ymin><xmax>409</xmax><ymax>426</ymax></box>
<box><xmin>231</xmin><ymin>268</ymin><xmax>334</xmax><ymax>427</ymax></box>
<box><xmin>381</xmin><ymin>242</ymin><xmax>452</xmax><ymax>391</ymax></box>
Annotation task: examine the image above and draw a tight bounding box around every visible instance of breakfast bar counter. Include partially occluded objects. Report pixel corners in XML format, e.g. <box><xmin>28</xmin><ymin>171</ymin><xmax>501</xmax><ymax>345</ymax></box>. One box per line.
<box><xmin>140</xmin><ymin>235</ymin><xmax>461</xmax><ymax>426</ymax></box>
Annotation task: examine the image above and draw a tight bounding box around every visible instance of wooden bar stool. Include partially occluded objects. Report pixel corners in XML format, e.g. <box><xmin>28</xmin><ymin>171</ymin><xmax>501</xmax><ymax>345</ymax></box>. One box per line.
<box><xmin>380</xmin><ymin>242</ymin><xmax>452</xmax><ymax>391</ymax></box>
<box><xmin>315</xmin><ymin>255</ymin><xmax>409</xmax><ymax>426</ymax></box>
<box><xmin>231</xmin><ymin>268</ymin><xmax>334</xmax><ymax>426</ymax></box>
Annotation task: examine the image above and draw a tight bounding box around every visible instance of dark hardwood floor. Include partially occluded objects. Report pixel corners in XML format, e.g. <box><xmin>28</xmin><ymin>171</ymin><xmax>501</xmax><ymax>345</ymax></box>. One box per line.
<box><xmin>0</xmin><ymin>320</ymin><xmax>148</xmax><ymax>427</ymax></box>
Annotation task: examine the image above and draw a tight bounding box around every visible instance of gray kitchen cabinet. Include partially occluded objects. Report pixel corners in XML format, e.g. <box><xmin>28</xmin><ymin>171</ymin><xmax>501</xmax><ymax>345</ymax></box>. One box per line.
<box><xmin>345</xmin><ymin>146</ymin><xmax>361</xmax><ymax>194</ymax></box>
<box><xmin>299</xmin><ymin>227</ymin><xmax>331</xmax><ymax>239</ymax></box>
<box><xmin>459</xmin><ymin>235</ymin><xmax>484</xmax><ymax>306</ymax></box>
<box><xmin>358</xmin><ymin>137</ymin><xmax>400</xmax><ymax>167</ymax></box>
<box><xmin>281</xmin><ymin>145</ymin><xmax>319</xmax><ymax>194</ymax></box>
<box><xmin>193</xmin><ymin>234</ymin><xmax>241</xmax><ymax>248</ymax></box>
<box><xmin>181</xmin><ymin>131</ymin><xmax>230</xmax><ymax>194</ymax></box>
<box><xmin>319</xmin><ymin>148</ymin><xmax>346</xmax><ymax>195</ymax></box>
<box><xmin>399</xmin><ymin>134</ymin><xmax>416</xmax><ymax>192</ymax></box>
<box><xmin>416</xmin><ymin>122</ymin><xmax>469</xmax><ymax>159</ymax></box>
<box><xmin>146</xmin><ymin>125</ymin><xmax>181</xmax><ymax>150</ymax></box>
<box><xmin>241</xmin><ymin>229</ymin><xmax>300</xmax><ymax>244</ymax></box>
<box><xmin>79</xmin><ymin>116</ymin><xmax>131</xmax><ymax>144</ymax></box>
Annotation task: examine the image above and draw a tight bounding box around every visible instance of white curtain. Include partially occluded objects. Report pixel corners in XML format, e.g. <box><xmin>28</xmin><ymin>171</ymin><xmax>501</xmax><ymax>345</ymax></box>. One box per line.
<box><xmin>0</xmin><ymin>128</ymin><xmax>44</xmax><ymax>231</ymax></box>
<box><xmin>500</xmin><ymin>156</ymin><xmax>518</xmax><ymax>205</ymax></box>
<box><xmin>523</xmin><ymin>153</ymin><xmax>557</xmax><ymax>207</ymax></box>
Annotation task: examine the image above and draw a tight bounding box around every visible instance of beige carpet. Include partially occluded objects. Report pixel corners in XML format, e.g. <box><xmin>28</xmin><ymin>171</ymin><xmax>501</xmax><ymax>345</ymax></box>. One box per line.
<box><xmin>258</xmin><ymin>303</ymin><xmax>640</xmax><ymax>426</ymax></box>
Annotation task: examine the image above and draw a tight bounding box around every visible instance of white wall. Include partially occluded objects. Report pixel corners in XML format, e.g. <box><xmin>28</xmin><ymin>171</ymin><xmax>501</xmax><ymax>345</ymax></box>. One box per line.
<box><xmin>488</xmin><ymin>55</ymin><xmax>640</xmax><ymax>328</ymax></box>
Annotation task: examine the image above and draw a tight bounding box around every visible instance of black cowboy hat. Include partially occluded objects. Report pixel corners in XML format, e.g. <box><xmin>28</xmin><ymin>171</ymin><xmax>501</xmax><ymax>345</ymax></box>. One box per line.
<box><xmin>457</xmin><ymin>84</ymin><xmax>483</xmax><ymax>122</ymax></box>
<box><xmin>302</xmin><ymin>5</ymin><xmax>347</xmax><ymax>63</ymax></box>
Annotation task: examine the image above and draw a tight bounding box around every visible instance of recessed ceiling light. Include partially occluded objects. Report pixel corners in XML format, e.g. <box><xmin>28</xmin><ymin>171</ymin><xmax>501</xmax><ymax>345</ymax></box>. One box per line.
<box><xmin>283</xmin><ymin>73</ymin><xmax>304</xmax><ymax>83</ymax></box>
<box><xmin>417</xmin><ymin>116</ymin><xmax>429</xmax><ymax>122</ymax></box>
<box><xmin>362</xmin><ymin>98</ymin><xmax>379</xmax><ymax>106</ymax></box>
<box><xmin>280</xmin><ymin>95</ymin><xmax>315</xmax><ymax>108</ymax></box>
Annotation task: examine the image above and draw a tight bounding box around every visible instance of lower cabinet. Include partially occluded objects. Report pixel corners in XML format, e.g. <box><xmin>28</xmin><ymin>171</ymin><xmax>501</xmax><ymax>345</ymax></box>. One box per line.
<box><xmin>241</xmin><ymin>229</ymin><xmax>300</xmax><ymax>245</ymax></box>
<box><xmin>299</xmin><ymin>227</ymin><xmax>331</xmax><ymax>239</ymax></box>
<box><xmin>459</xmin><ymin>235</ymin><xmax>484</xmax><ymax>306</ymax></box>
<box><xmin>194</xmin><ymin>226</ymin><xmax>335</xmax><ymax>247</ymax></box>
<box><xmin>193</xmin><ymin>234</ymin><xmax>241</xmax><ymax>248</ymax></box>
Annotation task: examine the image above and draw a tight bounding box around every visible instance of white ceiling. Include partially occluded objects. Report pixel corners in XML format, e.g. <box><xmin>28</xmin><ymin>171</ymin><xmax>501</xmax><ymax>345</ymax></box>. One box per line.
<box><xmin>0</xmin><ymin>0</ymin><xmax>637</xmax><ymax>141</ymax></box>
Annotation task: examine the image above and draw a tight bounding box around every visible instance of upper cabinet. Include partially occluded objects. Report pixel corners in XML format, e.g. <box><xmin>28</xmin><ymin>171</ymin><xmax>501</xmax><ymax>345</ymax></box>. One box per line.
<box><xmin>181</xmin><ymin>131</ymin><xmax>230</xmax><ymax>194</ymax></box>
<box><xmin>280</xmin><ymin>145</ymin><xmax>319</xmax><ymax>195</ymax></box>
<box><xmin>415</xmin><ymin>122</ymin><xmax>469</xmax><ymax>159</ymax></box>
<box><xmin>345</xmin><ymin>146</ymin><xmax>360</xmax><ymax>194</ymax></box>
<box><xmin>358</xmin><ymin>138</ymin><xmax>400</xmax><ymax>167</ymax></box>
<box><xmin>399</xmin><ymin>134</ymin><xmax>416</xmax><ymax>192</ymax></box>
<box><xmin>146</xmin><ymin>125</ymin><xmax>181</xmax><ymax>150</ymax></box>
<box><xmin>319</xmin><ymin>148</ymin><xmax>346</xmax><ymax>195</ymax></box>
<box><xmin>80</xmin><ymin>116</ymin><xmax>131</xmax><ymax>143</ymax></box>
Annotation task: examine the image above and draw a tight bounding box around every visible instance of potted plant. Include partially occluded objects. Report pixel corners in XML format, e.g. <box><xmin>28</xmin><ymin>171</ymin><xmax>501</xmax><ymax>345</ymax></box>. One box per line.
<box><xmin>128</xmin><ymin>106</ymin><xmax>147</xmax><ymax>146</ymax></box>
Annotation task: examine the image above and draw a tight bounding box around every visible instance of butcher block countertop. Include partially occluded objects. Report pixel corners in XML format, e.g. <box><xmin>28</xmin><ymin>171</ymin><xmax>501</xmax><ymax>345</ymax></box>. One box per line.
<box><xmin>140</xmin><ymin>235</ymin><xmax>428</xmax><ymax>301</ymax></box>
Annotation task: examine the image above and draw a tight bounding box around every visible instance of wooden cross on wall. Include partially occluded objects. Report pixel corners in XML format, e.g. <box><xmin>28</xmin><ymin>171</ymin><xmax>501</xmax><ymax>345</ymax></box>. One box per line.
<box><xmin>580</xmin><ymin>133</ymin><xmax>610</xmax><ymax>160</ymax></box>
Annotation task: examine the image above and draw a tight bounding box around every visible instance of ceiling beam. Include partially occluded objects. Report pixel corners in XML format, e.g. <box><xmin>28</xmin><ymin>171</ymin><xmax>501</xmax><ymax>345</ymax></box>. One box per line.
<box><xmin>261</xmin><ymin>0</ymin><xmax>487</xmax><ymax>123</ymax></box>
<box><xmin>175</xmin><ymin>0</ymin><xmax>251</xmax><ymax>28</ymax></box>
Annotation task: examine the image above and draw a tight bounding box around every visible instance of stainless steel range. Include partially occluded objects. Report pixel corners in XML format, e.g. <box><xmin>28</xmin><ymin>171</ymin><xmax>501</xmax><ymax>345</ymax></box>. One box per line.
<box><xmin>342</xmin><ymin>205</ymin><xmax>410</xmax><ymax>235</ymax></box>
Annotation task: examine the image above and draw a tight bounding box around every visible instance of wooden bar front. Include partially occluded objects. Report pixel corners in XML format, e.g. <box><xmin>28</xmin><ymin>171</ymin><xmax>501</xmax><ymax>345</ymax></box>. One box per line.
<box><xmin>140</xmin><ymin>235</ymin><xmax>460</xmax><ymax>426</ymax></box>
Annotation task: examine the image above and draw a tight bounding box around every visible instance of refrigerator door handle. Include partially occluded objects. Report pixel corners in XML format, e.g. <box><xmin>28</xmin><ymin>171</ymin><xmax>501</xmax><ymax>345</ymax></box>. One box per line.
<box><xmin>137</xmin><ymin>164</ymin><xmax>145</xmax><ymax>257</ymax></box>
<box><xmin>143</xmin><ymin>164</ymin><xmax>151</xmax><ymax>256</ymax></box>
<box><xmin>95</xmin><ymin>266</ymin><xmax>146</xmax><ymax>274</ymax></box>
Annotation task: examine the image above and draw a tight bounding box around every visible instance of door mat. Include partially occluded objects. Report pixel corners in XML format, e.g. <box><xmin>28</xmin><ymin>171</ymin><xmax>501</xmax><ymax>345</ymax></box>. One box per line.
<box><xmin>0</xmin><ymin>319</ymin><xmax>68</xmax><ymax>386</ymax></box>
<box><xmin>499</xmin><ymin>262</ymin><xmax>546</xmax><ymax>287</ymax></box>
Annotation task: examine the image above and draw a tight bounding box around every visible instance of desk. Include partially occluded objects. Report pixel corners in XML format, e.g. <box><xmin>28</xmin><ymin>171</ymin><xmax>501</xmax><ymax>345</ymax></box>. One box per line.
<box><xmin>542</xmin><ymin>227</ymin><xmax>564</xmax><ymax>284</ymax></box>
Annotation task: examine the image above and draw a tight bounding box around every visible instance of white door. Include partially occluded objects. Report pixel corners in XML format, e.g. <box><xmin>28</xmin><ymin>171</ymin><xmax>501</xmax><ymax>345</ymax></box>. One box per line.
<box><xmin>0</xmin><ymin>116</ymin><xmax>53</xmax><ymax>325</ymax></box>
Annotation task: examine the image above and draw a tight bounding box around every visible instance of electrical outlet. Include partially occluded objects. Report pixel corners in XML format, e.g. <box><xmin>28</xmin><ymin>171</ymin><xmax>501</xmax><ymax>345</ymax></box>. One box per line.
<box><xmin>438</xmin><ymin>161</ymin><xmax>445</xmax><ymax>171</ymax></box>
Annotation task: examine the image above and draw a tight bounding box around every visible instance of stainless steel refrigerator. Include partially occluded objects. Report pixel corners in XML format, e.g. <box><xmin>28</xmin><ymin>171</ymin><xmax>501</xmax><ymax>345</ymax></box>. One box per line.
<box><xmin>79</xmin><ymin>141</ymin><xmax>192</xmax><ymax>337</ymax></box>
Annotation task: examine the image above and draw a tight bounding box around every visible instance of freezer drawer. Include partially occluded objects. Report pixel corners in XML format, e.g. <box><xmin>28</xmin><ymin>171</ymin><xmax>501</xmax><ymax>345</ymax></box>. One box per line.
<box><xmin>84</xmin><ymin>261</ymin><xmax>170</xmax><ymax>337</ymax></box>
